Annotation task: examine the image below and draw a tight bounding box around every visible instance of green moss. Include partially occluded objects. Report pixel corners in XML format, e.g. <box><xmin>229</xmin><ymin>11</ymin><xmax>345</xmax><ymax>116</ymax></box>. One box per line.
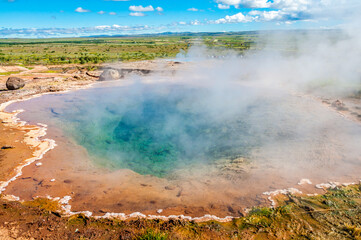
<box><xmin>249</xmin><ymin>207</ymin><xmax>274</xmax><ymax>217</ymax></box>
<box><xmin>345</xmin><ymin>224</ymin><xmax>361</xmax><ymax>239</ymax></box>
<box><xmin>23</xmin><ymin>197</ymin><xmax>61</xmax><ymax>212</ymax></box>
<box><xmin>67</xmin><ymin>214</ymin><xmax>89</xmax><ymax>226</ymax></box>
<box><xmin>139</xmin><ymin>229</ymin><xmax>168</xmax><ymax>240</ymax></box>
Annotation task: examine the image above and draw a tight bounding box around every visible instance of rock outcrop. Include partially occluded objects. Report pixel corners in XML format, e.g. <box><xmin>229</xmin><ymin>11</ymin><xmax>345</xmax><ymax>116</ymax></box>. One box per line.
<box><xmin>1</xmin><ymin>145</ymin><xmax>15</xmax><ymax>149</ymax></box>
<box><xmin>98</xmin><ymin>69</ymin><xmax>120</xmax><ymax>81</ymax></box>
<box><xmin>6</xmin><ymin>77</ymin><xmax>25</xmax><ymax>90</ymax></box>
<box><xmin>331</xmin><ymin>100</ymin><xmax>348</xmax><ymax>111</ymax></box>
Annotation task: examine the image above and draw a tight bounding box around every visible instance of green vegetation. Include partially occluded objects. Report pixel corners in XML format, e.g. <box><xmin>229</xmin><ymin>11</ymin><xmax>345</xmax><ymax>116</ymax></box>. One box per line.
<box><xmin>202</xmin><ymin>34</ymin><xmax>258</xmax><ymax>52</ymax></box>
<box><xmin>1</xmin><ymin>184</ymin><xmax>361</xmax><ymax>239</ymax></box>
<box><xmin>139</xmin><ymin>230</ymin><xmax>168</xmax><ymax>240</ymax></box>
<box><xmin>0</xmin><ymin>32</ymin><xmax>261</xmax><ymax>66</ymax></box>
<box><xmin>0</xmin><ymin>71</ymin><xmax>21</xmax><ymax>76</ymax></box>
<box><xmin>0</xmin><ymin>37</ymin><xmax>191</xmax><ymax>65</ymax></box>
<box><xmin>0</xmin><ymin>30</ymin><xmax>342</xmax><ymax>65</ymax></box>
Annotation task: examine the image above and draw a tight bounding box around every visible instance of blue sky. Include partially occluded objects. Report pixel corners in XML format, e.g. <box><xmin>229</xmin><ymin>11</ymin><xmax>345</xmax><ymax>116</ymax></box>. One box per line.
<box><xmin>0</xmin><ymin>0</ymin><xmax>358</xmax><ymax>38</ymax></box>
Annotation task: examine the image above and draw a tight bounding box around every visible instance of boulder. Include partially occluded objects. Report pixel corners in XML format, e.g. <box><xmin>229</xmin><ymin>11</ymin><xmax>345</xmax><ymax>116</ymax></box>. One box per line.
<box><xmin>1</xmin><ymin>145</ymin><xmax>14</xmax><ymax>149</ymax></box>
<box><xmin>331</xmin><ymin>100</ymin><xmax>348</xmax><ymax>111</ymax></box>
<box><xmin>98</xmin><ymin>69</ymin><xmax>120</xmax><ymax>81</ymax></box>
<box><xmin>6</xmin><ymin>77</ymin><xmax>25</xmax><ymax>90</ymax></box>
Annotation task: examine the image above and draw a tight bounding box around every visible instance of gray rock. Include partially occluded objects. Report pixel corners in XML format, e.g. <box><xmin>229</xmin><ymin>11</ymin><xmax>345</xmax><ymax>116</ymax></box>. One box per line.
<box><xmin>6</xmin><ymin>77</ymin><xmax>25</xmax><ymax>90</ymax></box>
<box><xmin>1</xmin><ymin>145</ymin><xmax>14</xmax><ymax>149</ymax></box>
<box><xmin>98</xmin><ymin>69</ymin><xmax>120</xmax><ymax>81</ymax></box>
<box><xmin>331</xmin><ymin>100</ymin><xmax>348</xmax><ymax>111</ymax></box>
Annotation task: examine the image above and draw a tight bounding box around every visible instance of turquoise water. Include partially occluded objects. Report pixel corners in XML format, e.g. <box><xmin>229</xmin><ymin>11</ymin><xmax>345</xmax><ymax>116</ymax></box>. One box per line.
<box><xmin>7</xmin><ymin>80</ymin><xmax>361</xmax><ymax>180</ymax></box>
<box><xmin>52</xmin><ymin>83</ymin><xmax>261</xmax><ymax>177</ymax></box>
<box><xmin>9</xmin><ymin>81</ymin><xmax>323</xmax><ymax>178</ymax></box>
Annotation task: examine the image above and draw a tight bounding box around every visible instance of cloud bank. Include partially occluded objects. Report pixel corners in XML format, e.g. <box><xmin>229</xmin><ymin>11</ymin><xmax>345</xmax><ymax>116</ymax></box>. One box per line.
<box><xmin>0</xmin><ymin>25</ymin><xmax>151</xmax><ymax>38</ymax></box>
<box><xmin>214</xmin><ymin>0</ymin><xmax>361</xmax><ymax>24</ymax></box>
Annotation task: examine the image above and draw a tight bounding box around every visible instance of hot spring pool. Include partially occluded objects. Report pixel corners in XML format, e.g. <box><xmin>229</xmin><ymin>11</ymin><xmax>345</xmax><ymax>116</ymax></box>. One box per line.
<box><xmin>63</xmin><ymin>84</ymin><xmax>268</xmax><ymax>177</ymax></box>
<box><xmin>15</xmin><ymin>82</ymin><xmax>268</xmax><ymax>177</ymax></box>
<box><xmin>5</xmin><ymin>78</ymin><xmax>361</xmax><ymax>217</ymax></box>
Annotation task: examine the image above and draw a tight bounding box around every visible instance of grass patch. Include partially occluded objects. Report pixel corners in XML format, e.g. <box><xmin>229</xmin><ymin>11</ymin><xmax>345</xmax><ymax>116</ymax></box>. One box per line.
<box><xmin>0</xmin><ymin>71</ymin><xmax>21</xmax><ymax>76</ymax></box>
<box><xmin>0</xmin><ymin>36</ymin><xmax>191</xmax><ymax>65</ymax></box>
<box><xmin>40</xmin><ymin>70</ymin><xmax>63</xmax><ymax>73</ymax></box>
<box><xmin>139</xmin><ymin>229</ymin><xmax>168</xmax><ymax>240</ymax></box>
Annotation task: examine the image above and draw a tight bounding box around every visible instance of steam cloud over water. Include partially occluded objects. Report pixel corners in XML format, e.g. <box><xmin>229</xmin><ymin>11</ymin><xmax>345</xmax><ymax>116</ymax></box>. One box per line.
<box><xmin>7</xmin><ymin>0</ymin><xmax>360</xmax><ymax>181</ymax></box>
<box><xmin>10</xmin><ymin>23</ymin><xmax>361</xmax><ymax>181</ymax></box>
<box><xmin>9</xmin><ymin>9</ymin><xmax>361</xmax><ymax>180</ymax></box>
<box><xmin>5</xmin><ymin>4</ymin><xmax>361</xmax><ymax>216</ymax></box>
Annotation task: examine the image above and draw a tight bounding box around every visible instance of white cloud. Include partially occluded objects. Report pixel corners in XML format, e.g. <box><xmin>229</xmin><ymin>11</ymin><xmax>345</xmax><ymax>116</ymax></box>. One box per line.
<box><xmin>95</xmin><ymin>25</ymin><xmax>110</xmax><ymax>30</ymax></box>
<box><xmin>249</xmin><ymin>10</ymin><xmax>285</xmax><ymax>21</ymax></box>
<box><xmin>214</xmin><ymin>0</ymin><xmax>343</xmax><ymax>12</ymax></box>
<box><xmin>187</xmin><ymin>8</ymin><xmax>199</xmax><ymax>12</ymax></box>
<box><xmin>130</xmin><ymin>12</ymin><xmax>145</xmax><ymax>17</ymax></box>
<box><xmin>218</xmin><ymin>4</ymin><xmax>230</xmax><ymax>9</ymax></box>
<box><xmin>215</xmin><ymin>12</ymin><xmax>253</xmax><ymax>23</ymax></box>
<box><xmin>215</xmin><ymin>0</ymin><xmax>270</xmax><ymax>8</ymax></box>
<box><xmin>212</xmin><ymin>0</ymin><xmax>357</xmax><ymax>25</ymax></box>
<box><xmin>95</xmin><ymin>24</ymin><xmax>143</xmax><ymax>31</ymax></box>
<box><xmin>214</xmin><ymin>9</ymin><xmax>297</xmax><ymax>24</ymax></box>
<box><xmin>75</xmin><ymin>7</ymin><xmax>90</xmax><ymax>13</ymax></box>
<box><xmin>156</xmin><ymin>7</ymin><xmax>164</xmax><ymax>12</ymax></box>
<box><xmin>129</xmin><ymin>5</ymin><xmax>154</xmax><ymax>12</ymax></box>
<box><xmin>109</xmin><ymin>12</ymin><xmax>117</xmax><ymax>15</ymax></box>
<box><xmin>98</xmin><ymin>11</ymin><xmax>106</xmax><ymax>15</ymax></box>
<box><xmin>191</xmin><ymin>20</ymin><xmax>201</xmax><ymax>25</ymax></box>
<box><xmin>272</xmin><ymin>0</ymin><xmax>311</xmax><ymax>11</ymax></box>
